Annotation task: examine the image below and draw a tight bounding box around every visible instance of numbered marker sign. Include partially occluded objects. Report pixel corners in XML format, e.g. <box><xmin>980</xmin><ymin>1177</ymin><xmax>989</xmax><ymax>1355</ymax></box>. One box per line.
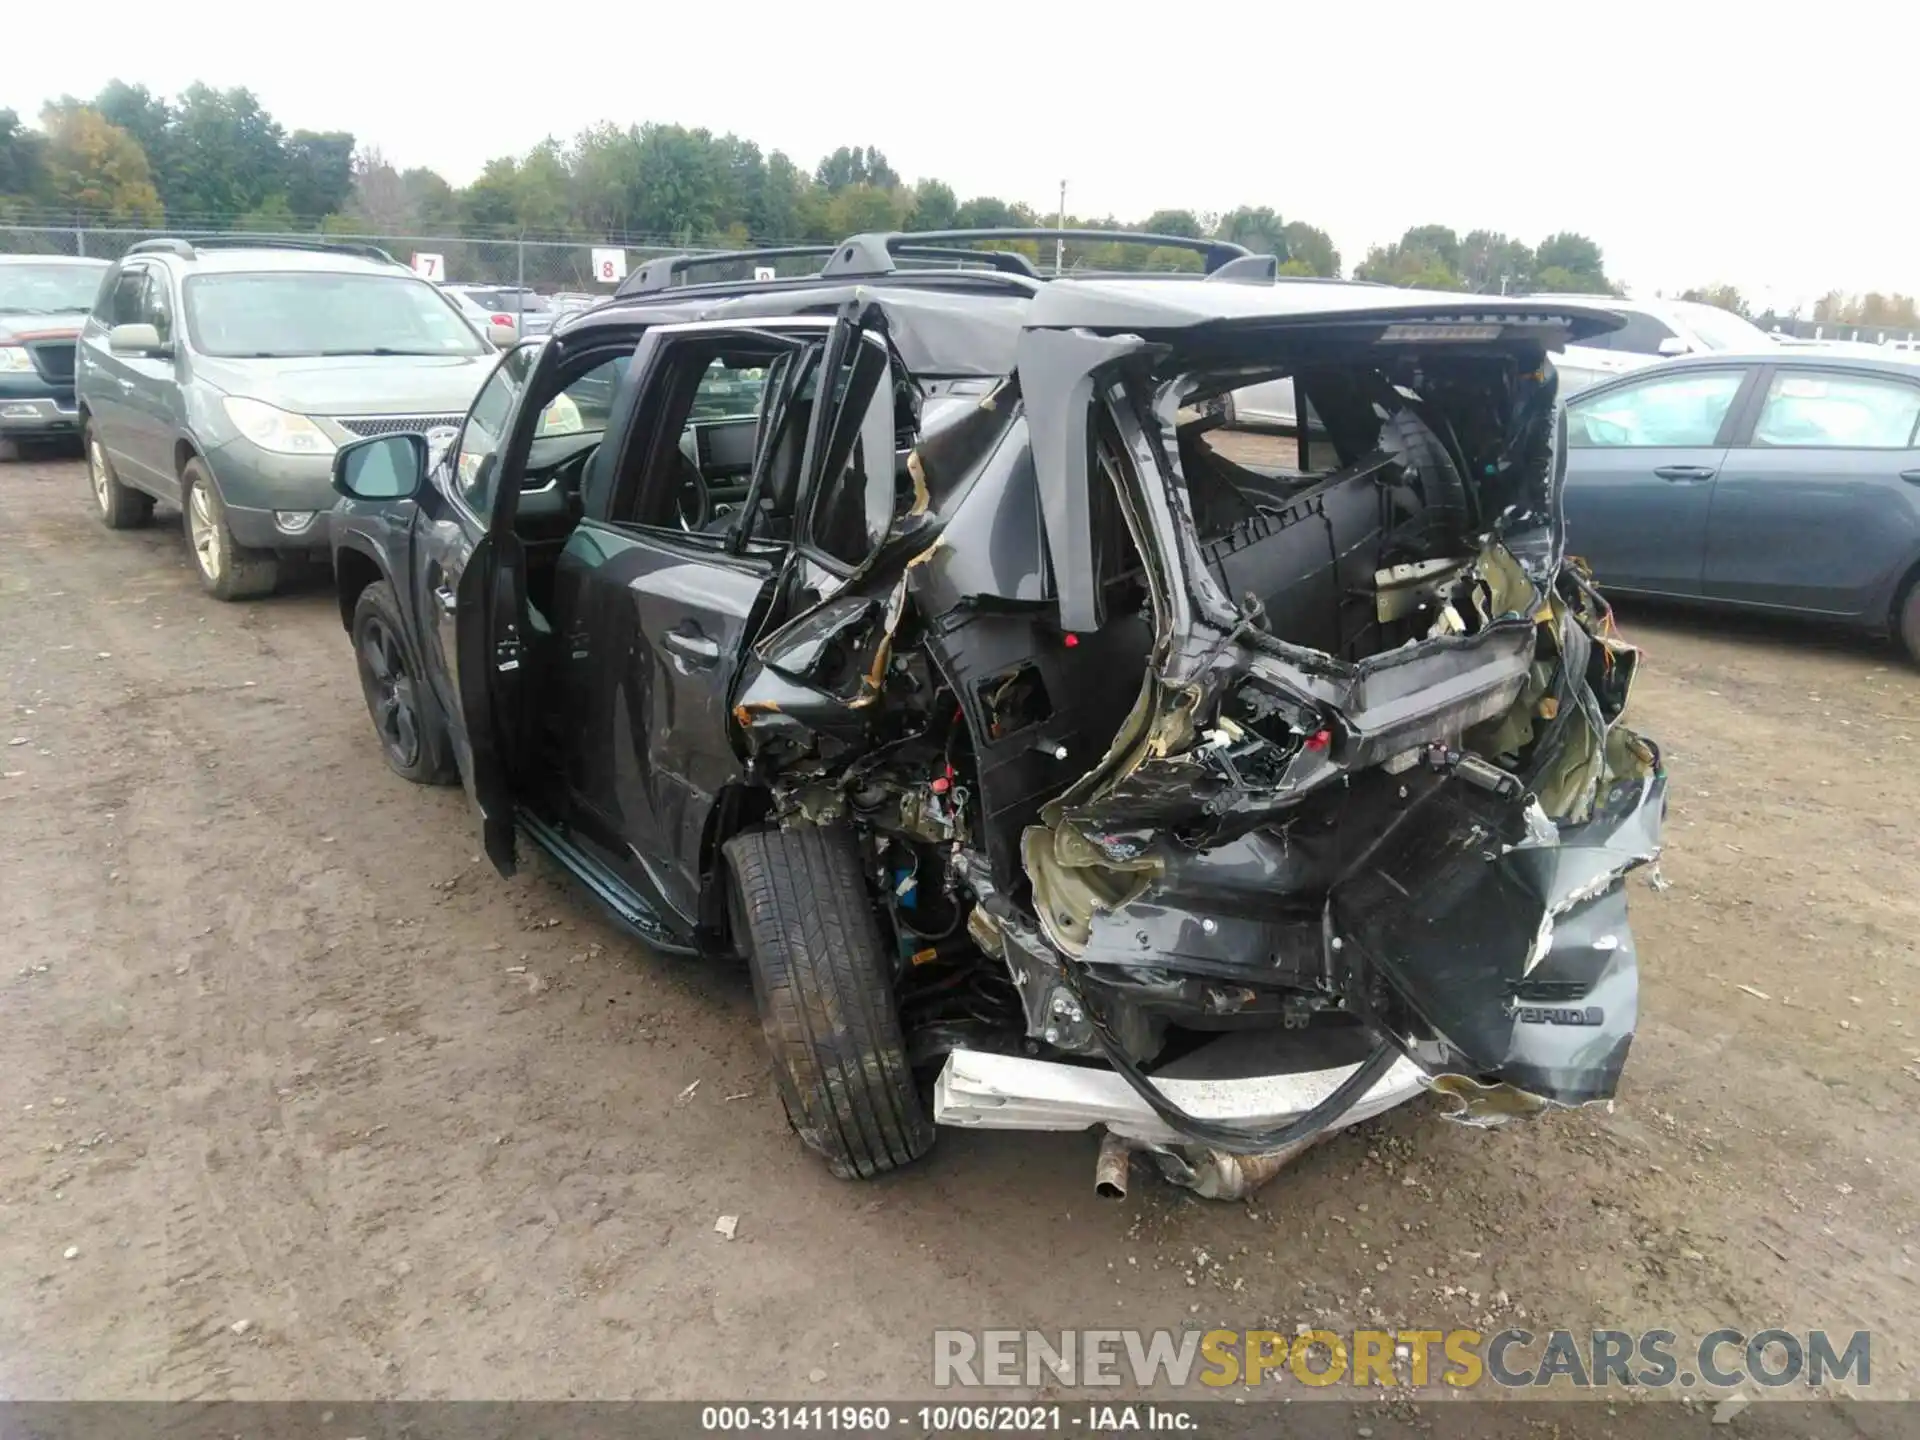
<box><xmin>753</xmin><ymin>265</ymin><xmax>777</xmax><ymax>281</ymax></box>
<box><xmin>591</xmin><ymin>247</ymin><xmax>628</xmax><ymax>284</ymax></box>
<box><xmin>410</xmin><ymin>252</ymin><xmax>444</xmax><ymax>281</ymax></box>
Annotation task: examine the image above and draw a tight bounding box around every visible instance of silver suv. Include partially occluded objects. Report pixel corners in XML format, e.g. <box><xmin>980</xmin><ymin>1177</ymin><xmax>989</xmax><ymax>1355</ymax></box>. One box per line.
<box><xmin>75</xmin><ymin>237</ymin><xmax>506</xmax><ymax>599</ymax></box>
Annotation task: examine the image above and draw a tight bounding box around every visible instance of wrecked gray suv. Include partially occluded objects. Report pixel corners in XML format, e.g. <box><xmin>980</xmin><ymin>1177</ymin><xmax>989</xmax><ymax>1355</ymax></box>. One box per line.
<box><xmin>325</xmin><ymin>229</ymin><xmax>1665</xmax><ymax>1196</ymax></box>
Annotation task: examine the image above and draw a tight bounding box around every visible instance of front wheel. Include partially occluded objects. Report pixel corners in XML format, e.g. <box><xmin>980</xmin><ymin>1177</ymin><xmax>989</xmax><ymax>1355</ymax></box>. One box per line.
<box><xmin>182</xmin><ymin>459</ymin><xmax>277</xmax><ymax>601</ymax></box>
<box><xmin>724</xmin><ymin>824</ymin><xmax>934</xmax><ymax>1180</ymax></box>
<box><xmin>352</xmin><ymin>580</ymin><xmax>457</xmax><ymax>785</ymax></box>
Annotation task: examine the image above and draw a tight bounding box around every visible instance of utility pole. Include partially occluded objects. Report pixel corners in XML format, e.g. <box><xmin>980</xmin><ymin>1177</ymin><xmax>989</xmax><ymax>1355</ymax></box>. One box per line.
<box><xmin>1056</xmin><ymin>179</ymin><xmax>1067</xmax><ymax>276</ymax></box>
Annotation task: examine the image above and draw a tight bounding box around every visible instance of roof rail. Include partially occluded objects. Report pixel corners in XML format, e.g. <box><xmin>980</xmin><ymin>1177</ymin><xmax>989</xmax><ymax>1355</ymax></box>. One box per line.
<box><xmin>127</xmin><ymin>238</ymin><xmax>197</xmax><ymax>259</ymax></box>
<box><xmin>618</xmin><ymin>245</ymin><xmax>844</xmax><ymax>296</ymax></box>
<box><xmin>887</xmin><ymin>229</ymin><xmax>1253</xmax><ymax>276</ymax></box>
<box><xmin>613</xmin><ymin>227</ymin><xmax>1262</xmax><ymax>299</ymax></box>
<box><xmin>187</xmin><ymin>235</ymin><xmax>401</xmax><ymax>266</ymax></box>
<box><xmin>128</xmin><ymin>235</ymin><xmax>402</xmax><ymax>266</ymax></box>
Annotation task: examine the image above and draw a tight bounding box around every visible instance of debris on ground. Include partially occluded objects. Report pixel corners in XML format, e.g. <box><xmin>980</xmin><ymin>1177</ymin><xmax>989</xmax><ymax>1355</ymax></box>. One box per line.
<box><xmin>714</xmin><ymin>1215</ymin><xmax>739</xmax><ymax>1240</ymax></box>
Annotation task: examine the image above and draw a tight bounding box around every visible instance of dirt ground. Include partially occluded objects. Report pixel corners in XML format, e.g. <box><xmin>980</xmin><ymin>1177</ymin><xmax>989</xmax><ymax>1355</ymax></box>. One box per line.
<box><xmin>2</xmin><ymin>446</ymin><xmax>1917</xmax><ymax>1410</ymax></box>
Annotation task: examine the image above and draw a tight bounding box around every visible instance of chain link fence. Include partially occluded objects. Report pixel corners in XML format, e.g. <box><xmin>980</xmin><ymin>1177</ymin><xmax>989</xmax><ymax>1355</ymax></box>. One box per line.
<box><xmin>0</xmin><ymin>223</ymin><xmax>719</xmax><ymax>296</ymax></box>
<box><xmin>1760</xmin><ymin>314</ymin><xmax>1920</xmax><ymax>346</ymax></box>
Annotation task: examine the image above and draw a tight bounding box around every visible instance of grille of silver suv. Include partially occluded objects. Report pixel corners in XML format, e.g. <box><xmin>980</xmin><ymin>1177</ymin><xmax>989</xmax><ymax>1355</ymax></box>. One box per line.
<box><xmin>336</xmin><ymin>414</ymin><xmax>466</xmax><ymax>438</ymax></box>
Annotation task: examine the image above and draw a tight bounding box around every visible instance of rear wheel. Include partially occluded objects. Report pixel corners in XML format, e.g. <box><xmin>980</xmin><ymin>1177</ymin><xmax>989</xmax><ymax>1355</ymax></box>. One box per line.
<box><xmin>724</xmin><ymin>824</ymin><xmax>934</xmax><ymax>1180</ymax></box>
<box><xmin>352</xmin><ymin>581</ymin><xmax>457</xmax><ymax>785</ymax></box>
<box><xmin>85</xmin><ymin>423</ymin><xmax>154</xmax><ymax>529</ymax></box>
<box><xmin>182</xmin><ymin>458</ymin><xmax>277</xmax><ymax>601</ymax></box>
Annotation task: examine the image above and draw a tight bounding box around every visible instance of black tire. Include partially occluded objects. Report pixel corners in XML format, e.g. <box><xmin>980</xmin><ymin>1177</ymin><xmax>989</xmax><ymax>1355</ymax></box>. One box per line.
<box><xmin>352</xmin><ymin>581</ymin><xmax>458</xmax><ymax>785</ymax></box>
<box><xmin>1898</xmin><ymin>573</ymin><xmax>1920</xmax><ymax>667</ymax></box>
<box><xmin>84</xmin><ymin>422</ymin><xmax>154</xmax><ymax>530</ymax></box>
<box><xmin>0</xmin><ymin>436</ymin><xmax>17</xmax><ymax>463</ymax></box>
<box><xmin>182</xmin><ymin>457</ymin><xmax>277</xmax><ymax>601</ymax></box>
<box><xmin>724</xmin><ymin>825</ymin><xmax>934</xmax><ymax>1180</ymax></box>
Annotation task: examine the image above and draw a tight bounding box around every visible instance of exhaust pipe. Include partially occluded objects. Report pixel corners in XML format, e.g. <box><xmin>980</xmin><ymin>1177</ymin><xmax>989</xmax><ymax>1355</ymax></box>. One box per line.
<box><xmin>1094</xmin><ymin>1131</ymin><xmax>1132</xmax><ymax>1198</ymax></box>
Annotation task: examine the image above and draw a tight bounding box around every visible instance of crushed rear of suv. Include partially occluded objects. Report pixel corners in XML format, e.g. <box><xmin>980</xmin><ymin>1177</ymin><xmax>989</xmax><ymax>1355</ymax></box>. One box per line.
<box><xmin>327</xmin><ymin>229</ymin><xmax>1665</xmax><ymax>1196</ymax></box>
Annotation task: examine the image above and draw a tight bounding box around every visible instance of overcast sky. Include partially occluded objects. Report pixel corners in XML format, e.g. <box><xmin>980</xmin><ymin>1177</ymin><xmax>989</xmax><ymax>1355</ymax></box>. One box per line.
<box><xmin>9</xmin><ymin>0</ymin><xmax>1917</xmax><ymax>309</ymax></box>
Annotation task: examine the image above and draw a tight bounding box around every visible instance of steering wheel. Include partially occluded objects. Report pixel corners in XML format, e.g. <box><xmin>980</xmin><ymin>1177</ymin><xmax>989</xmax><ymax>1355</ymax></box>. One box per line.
<box><xmin>673</xmin><ymin>448</ymin><xmax>712</xmax><ymax>531</ymax></box>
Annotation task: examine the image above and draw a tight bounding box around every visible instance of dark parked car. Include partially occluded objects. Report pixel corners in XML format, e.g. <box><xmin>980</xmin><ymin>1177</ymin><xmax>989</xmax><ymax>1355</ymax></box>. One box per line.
<box><xmin>1563</xmin><ymin>352</ymin><xmax>1920</xmax><ymax>662</ymax></box>
<box><xmin>0</xmin><ymin>255</ymin><xmax>109</xmax><ymax>457</ymax></box>
<box><xmin>326</xmin><ymin>229</ymin><xmax>1664</xmax><ymax>1192</ymax></box>
<box><xmin>75</xmin><ymin>237</ymin><xmax>502</xmax><ymax>600</ymax></box>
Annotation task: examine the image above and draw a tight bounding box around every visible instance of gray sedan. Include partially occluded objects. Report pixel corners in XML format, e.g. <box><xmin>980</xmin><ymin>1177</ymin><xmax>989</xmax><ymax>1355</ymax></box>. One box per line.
<box><xmin>1562</xmin><ymin>352</ymin><xmax>1920</xmax><ymax>661</ymax></box>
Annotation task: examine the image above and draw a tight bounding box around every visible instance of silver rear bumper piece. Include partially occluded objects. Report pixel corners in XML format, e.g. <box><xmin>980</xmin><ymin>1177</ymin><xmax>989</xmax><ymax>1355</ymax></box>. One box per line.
<box><xmin>933</xmin><ymin>1047</ymin><xmax>1429</xmax><ymax>1148</ymax></box>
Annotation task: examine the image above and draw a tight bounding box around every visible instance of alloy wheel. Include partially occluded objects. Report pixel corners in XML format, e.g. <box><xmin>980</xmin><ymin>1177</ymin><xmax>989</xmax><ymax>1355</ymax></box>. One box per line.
<box><xmin>88</xmin><ymin>440</ymin><xmax>110</xmax><ymax>514</ymax></box>
<box><xmin>359</xmin><ymin>615</ymin><xmax>422</xmax><ymax>770</ymax></box>
<box><xmin>187</xmin><ymin>483</ymin><xmax>223</xmax><ymax>584</ymax></box>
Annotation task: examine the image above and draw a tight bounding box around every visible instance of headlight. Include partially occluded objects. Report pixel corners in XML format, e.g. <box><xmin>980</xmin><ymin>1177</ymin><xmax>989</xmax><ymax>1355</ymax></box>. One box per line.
<box><xmin>221</xmin><ymin>397</ymin><xmax>337</xmax><ymax>456</ymax></box>
<box><xmin>0</xmin><ymin>346</ymin><xmax>35</xmax><ymax>373</ymax></box>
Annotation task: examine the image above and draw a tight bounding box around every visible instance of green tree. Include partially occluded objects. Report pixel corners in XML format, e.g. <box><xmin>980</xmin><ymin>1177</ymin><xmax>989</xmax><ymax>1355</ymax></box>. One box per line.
<box><xmin>628</xmin><ymin>123</ymin><xmax>727</xmax><ymax>239</ymax></box>
<box><xmin>1532</xmin><ymin>232</ymin><xmax>1608</xmax><ymax>293</ymax></box>
<box><xmin>0</xmin><ymin>108</ymin><xmax>48</xmax><ymax>205</ymax></box>
<box><xmin>814</xmin><ymin>145</ymin><xmax>897</xmax><ymax>193</ymax></box>
<box><xmin>1280</xmin><ymin>221</ymin><xmax>1339</xmax><ymax>277</ymax></box>
<box><xmin>164</xmin><ymin>84</ymin><xmax>288</xmax><ymax>217</ymax></box>
<box><xmin>907</xmin><ymin>178</ymin><xmax>958</xmax><ymax>232</ymax></box>
<box><xmin>283</xmin><ymin>130</ymin><xmax>355</xmax><ymax>222</ymax></box>
<box><xmin>1141</xmin><ymin>207</ymin><xmax>1202</xmax><ymax>238</ymax></box>
<box><xmin>1459</xmin><ymin>230</ymin><xmax>1533</xmax><ymax>293</ymax></box>
<box><xmin>1399</xmin><ymin>224</ymin><xmax>1461</xmax><ymax>272</ymax></box>
<box><xmin>1678</xmin><ymin>284</ymin><xmax>1749</xmax><ymax>318</ymax></box>
<box><xmin>826</xmin><ymin>183</ymin><xmax>910</xmax><ymax>236</ymax></box>
<box><xmin>1355</xmin><ymin>228</ymin><xmax>1461</xmax><ymax>288</ymax></box>
<box><xmin>953</xmin><ymin>195</ymin><xmax>1025</xmax><ymax>229</ymax></box>
<box><xmin>1215</xmin><ymin>205</ymin><xmax>1285</xmax><ymax>257</ymax></box>
<box><xmin>753</xmin><ymin>151</ymin><xmax>807</xmax><ymax>241</ymax></box>
<box><xmin>91</xmin><ymin>82</ymin><xmax>173</xmax><ymax>212</ymax></box>
<box><xmin>37</xmin><ymin>104</ymin><xmax>163</xmax><ymax>223</ymax></box>
<box><xmin>568</xmin><ymin>123</ymin><xmax>645</xmax><ymax>234</ymax></box>
<box><xmin>460</xmin><ymin>156</ymin><xmax>523</xmax><ymax>233</ymax></box>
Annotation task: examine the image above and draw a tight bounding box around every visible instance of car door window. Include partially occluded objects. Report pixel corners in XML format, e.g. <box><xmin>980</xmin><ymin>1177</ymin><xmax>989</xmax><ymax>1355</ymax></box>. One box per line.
<box><xmin>805</xmin><ymin>335</ymin><xmax>899</xmax><ymax>569</ymax></box>
<box><xmin>1567</xmin><ymin>370</ymin><xmax>1745</xmax><ymax>448</ymax></box>
<box><xmin>1610</xmin><ymin>313</ymin><xmax>1681</xmax><ymax>356</ymax></box>
<box><xmin>453</xmin><ymin>344</ymin><xmax>539</xmax><ymax>518</ymax></box>
<box><xmin>139</xmin><ymin>269</ymin><xmax>174</xmax><ymax>344</ymax></box>
<box><xmin>1751</xmin><ymin>370</ymin><xmax>1920</xmax><ymax>449</ymax></box>
<box><xmin>104</xmin><ymin>265</ymin><xmax>147</xmax><ymax>327</ymax></box>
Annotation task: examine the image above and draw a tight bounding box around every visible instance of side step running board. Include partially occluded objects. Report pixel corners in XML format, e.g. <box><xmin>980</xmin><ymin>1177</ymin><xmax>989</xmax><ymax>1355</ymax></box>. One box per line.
<box><xmin>515</xmin><ymin>809</ymin><xmax>690</xmax><ymax>953</ymax></box>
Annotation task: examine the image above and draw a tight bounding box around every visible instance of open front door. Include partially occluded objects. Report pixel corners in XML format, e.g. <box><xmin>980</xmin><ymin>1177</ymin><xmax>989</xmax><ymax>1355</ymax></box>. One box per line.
<box><xmin>455</xmin><ymin>527</ymin><xmax>532</xmax><ymax>876</ymax></box>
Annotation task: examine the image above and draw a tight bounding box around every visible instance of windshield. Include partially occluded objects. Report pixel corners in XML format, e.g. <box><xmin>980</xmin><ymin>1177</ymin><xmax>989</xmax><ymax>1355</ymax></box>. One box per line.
<box><xmin>1672</xmin><ymin>301</ymin><xmax>1770</xmax><ymax>352</ymax></box>
<box><xmin>0</xmin><ymin>263</ymin><xmax>106</xmax><ymax>315</ymax></box>
<box><xmin>184</xmin><ymin>272</ymin><xmax>487</xmax><ymax>358</ymax></box>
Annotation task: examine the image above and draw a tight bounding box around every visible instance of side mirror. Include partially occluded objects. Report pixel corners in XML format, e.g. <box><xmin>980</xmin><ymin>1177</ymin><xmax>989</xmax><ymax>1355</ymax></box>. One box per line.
<box><xmin>487</xmin><ymin>321</ymin><xmax>517</xmax><ymax>348</ymax></box>
<box><xmin>332</xmin><ymin>432</ymin><xmax>428</xmax><ymax>503</ymax></box>
<box><xmin>1656</xmin><ymin>337</ymin><xmax>1689</xmax><ymax>357</ymax></box>
<box><xmin>108</xmin><ymin>323</ymin><xmax>168</xmax><ymax>356</ymax></box>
